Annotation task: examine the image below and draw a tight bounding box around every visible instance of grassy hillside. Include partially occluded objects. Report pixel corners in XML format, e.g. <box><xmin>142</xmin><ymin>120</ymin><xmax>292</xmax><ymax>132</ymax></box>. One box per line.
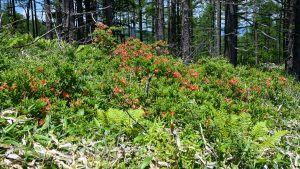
<box><xmin>0</xmin><ymin>30</ymin><xmax>299</xmax><ymax>168</ymax></box>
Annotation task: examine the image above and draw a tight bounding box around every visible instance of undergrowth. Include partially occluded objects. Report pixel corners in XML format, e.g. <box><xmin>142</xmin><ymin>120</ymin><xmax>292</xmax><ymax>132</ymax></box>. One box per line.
<box><xmin>0</xmin><ymin>25</ymin><xmax>299</xmax><ymax>168</ymax></box>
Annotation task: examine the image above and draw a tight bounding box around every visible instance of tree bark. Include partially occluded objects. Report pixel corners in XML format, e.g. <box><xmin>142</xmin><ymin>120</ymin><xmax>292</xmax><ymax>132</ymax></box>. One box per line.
<box><xmin>176</xmin><ymin>0</ymin><xmax>181</xmax><ymax>53</ymax></box>
<box><xmin>77</xmin><ymin>0</ymin><xmax>84</xmax><ymax>41</ymax></box>
<box><xmin>283</xmin><ymin>0</ymin><xmax>290</xmax><ymax>59</ymax></box>
<box><xmin>12</xmin><ymin>0</ymin><xmax>16</xmax><ymax>29</ymax></box>
<box><xmin>293</xmin><ymin>0</ymin><xmax>300</xmax><ymax>80</ymax></box>
<box><xmin>91</xmin><ymin>0</ymin><xmax>97</xmax><ymax>30</ymax></box>
<box><xmin>224</xmin><ymin>0</ymin><xmax>238</xmax><ymax>66</ymax></box>
<box><xmin>156</xmin><ymin>0</ymin><xmax>164</xmax><ymax>40</ymax></box>
<box><xmin>84</xmin><ymin>0</ymin><xmax>92</xmax><ymax>36</ymax></box>
<box><xmin>254</xmin><ymin>0</ymin><xmax>258</xmax><ymax>64</ymax></box>
<box><xmin>287</xmin><ymin>0</ymin><xmax>296</xmax><ymax>59</ymax></box>
<box><xmin>30</xmin><ymin>0</ymin><xmax>36</xmax><ymax>37</ymax></box>
<box><xmin>0</xmin><ymin>0</ymin><xmax>1</xmax><ymax>31</ymax></box>
<box><xmin>214</xmin><ymin>0</ymin><xmax>221</xmax><ymax>56</ymax></box>
<box><xmin>62</xmin><ymin>0</ymin><xmax>75</xmax><ymax>42</ymax></box>
<box><xmin>45</xmin><ymin>0</ymin><xmax>53</xmax><ymax>39</ymax></box>
<box><xmin>26</xmin><ymin>1</ymin><xmax>30</xmax><ymax>33</ymax></box>
<box><xmin>139</xmin><ymin>0</ymin><xmax>143</xmax><ymax>41</ymax></box>
<box><xmin>169</xmin><ymin>0</ymin><xmax>177</xmax><ymax>54</ymax></box>
<box><xmin>182</xmin><ymin>0</ymin><xmax>191</xmax><ymax>64</ymax></box>
<box><xmin>132</xmin><ymin>11</ymin><xmax>136</xmax><ymax>38</ymax></box>
<box><xmin>127</xmin><ymin>12</ymin><xmax>131</xmax><ymax>37</ymax></box>
<box><xmin>0</xmin><ymin>0</ymin><xmax>1</xmax><ymax>30</ymax></box>
<box><xmin>103</xmin><ymin>0</ymin><xmax>113</xmax><ymax>26</ymax></box>
<box><xmin>33</xmin><ymin>0</ymin><xmax>38</xmax><ymax>36</ymax></box>
<box><xmin>56</xmin><ymin>0</ymin><xmax>63</xmax><ymax>38</ymax></box>
<box><xmin>285</xmin><ymin>0</ymin><xmax>296</xmax><ymax>71</ymax></box>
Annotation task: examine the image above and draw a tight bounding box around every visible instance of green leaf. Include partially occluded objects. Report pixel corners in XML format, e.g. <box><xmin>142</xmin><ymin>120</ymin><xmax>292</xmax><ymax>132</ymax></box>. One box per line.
<box><xmin>140</xmin><ymin>156</ymin><xmax>153</xmax><ymax>169</ymax></box>
<box><xmin>4</xmin><ymin>123</ymin><xmax>17</xmax><ymax>133</ymax></box>
<box><xmin>37</xmin><ymin>115</ymin><xmax>51</xmax><ymax>131</ymax></box>
<box><xmin>77</xmin><ymin>109</ymin><xmax>85</xmax><ymax>116</ymax></box>
<box><xmin>94</xmin><ymin>118</ymin><xmax>101</xmax><ymax>128</ymax></box>
<box><xmin>34</xmin><ymin>134</ymin><xmax>51</xmax><ymax>142</ymax></box>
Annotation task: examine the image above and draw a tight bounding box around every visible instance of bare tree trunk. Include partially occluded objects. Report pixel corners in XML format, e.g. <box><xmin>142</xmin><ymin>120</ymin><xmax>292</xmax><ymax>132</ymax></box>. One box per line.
<box><xmin>0</xmin><ymin>13</ymin><xmax>2</xmax><ymax>32</ymax></box>
<box><xmin>77</xmin><ymin>0</ymin><xmax>84</xmax><ymax>41</ymax></box>
<box><xmin>214</xmin><ymin>0</ymin><xmax>221</xmax><ymax>56</ymax></box>
<box><xmin>45</xmin><ymin>0</ymin><xmax>53</xmax><ymax>39</ymax></box>
<box><xmin>152</xmin><ymin>13</ymin><xmax>155</xmax><ymax>38</ymax></box>
<box><xmin>84</xmin><ymin>0</ymin><xmax>91</xmax><ymax>36</ymax></box>
<box><xmin>30</xmin><ymin>0</ymin><xmax>36</xmax><ymax>37</ymax></box>
<box><xmin>127</xmin><ymin>12</ymin><xmax>131</xmax><ymax>37</ymax></box>
<box><xmin>26</xmin><ymin>1</ymin><xmax>30</xmax><ymax>33</ymax></box>
<box><xmin>253</xmin><ymin>0</ymin><xmax>258</xmax><ymax>64</ymax></box>
<box><xmin>287</xmin><ymin>0</ymin><xmax>296</xmax><ymax>59</ymax></box>
<box><xmin>156</xmin><ymin>0</ymin><xmax>164</xmax><ymax>40</ymax></box>
<box><xmin>33</xmin><ymin>0</ymin><xmax>38</xmax><ymax>36</ymax></box>
<box><xmin>278</xmin><ymin>1</ymin><xmax>283</xmax><ymax>63</ymax></box>
<box><xmin>285</xmin><ymin>0</ymin><xmax>297</xmax><ymax>71</ymax></box>
<box><xmin>167</xmin><ymin>0</ymin><xmax>170</xmax><ymax>42</ymax></box>
<box><xmin>12</xmin><ymin>0</ymin><xmax>16</xmax><ymax>30</ymax></box>
<box><xmin>182</xmin><ymin>0</ymin><xmax>191</xmax><ymax>64</ymax></box>
<box><xmin>224</xmin><ymin>0</ymin><xmax>238</xmax><ymax>66</ymax></box>
<box><xmin>63</xmin><ymin>0</ymin><xmax>75</xmax><ymax>42</ymax></box>
<box><xmin>209</xmin><ymin>0</ymin><xmax>214</xmax><ymax>57</ymax></box>
<box><xmin>169</xmin><ymin>0</ymin><xmax>177</xmax><ymax>54</ymax></box>
<box><xmin>189</xmin><ymin>0</ymin><xmax>193</xmax><ymax>46</ymax></box>
<box><xmin>139</xmin><ymin>0</ymin><xmax>143</xmax><ymax>41</ymax></box>
<box><xmin>104</xmin><ymin>0</ymin><xmax>113</xmax><ymax>26</ymax></box>
<box><xmin>91</xmin><ymin>0</ymin><xmax>97</xmax><ymax>30</ymax></box>
<box><xmin>0</xmin><ymin>0</ymin><xmax>2</xmax><ymax>31</ymax></box>
<box><xmin>176</xmin><ymin>0</ymin><xmax>181</xmax><ymax>54</ymax></box>
<box><xmin>283</xmin><ymin>0</ymin><xmax>290</xmax><ymax>59</ymax></box>
<box><xmin>293</xmin><ymin>0</ymin><xmax>300</xmax><ymax>80</ymax></box>
<box><xmin>132</xmin><ymin>11</ymin><xmax>136</xmax><ymax>37</ymax></box>
<box><xmin>56</xmin><ymin>0</ymin><xmax>63</xmax><ymax>38</ymax></box>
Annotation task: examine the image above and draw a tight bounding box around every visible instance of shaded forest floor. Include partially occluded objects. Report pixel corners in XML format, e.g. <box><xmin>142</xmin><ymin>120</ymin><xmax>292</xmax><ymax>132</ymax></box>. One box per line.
<box><xmin>0</xmin><ymin>31</ymin><xmax>300</xmax><ymax>168</ymax></box>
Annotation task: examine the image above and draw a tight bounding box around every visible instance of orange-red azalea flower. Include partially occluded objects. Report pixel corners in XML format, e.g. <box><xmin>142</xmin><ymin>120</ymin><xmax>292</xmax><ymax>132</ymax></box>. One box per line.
<box><xmin>189</xmin><ymin>85</ymin><xmax>199</xmax><ymax>91</ymax></box>
<box><xmin>113</xmin><ymin>87</ymin><xmax>122</xmax><ymax>95</ymax></box>
<box><xmin>173</xmin><ymin>71</ymin><xmax>182</xmax><ymax>78</ymax></box>
<box><xmin>40</xmin><ymin>80</ymin><xmax>47</xmax><ymax>86</ymax></box>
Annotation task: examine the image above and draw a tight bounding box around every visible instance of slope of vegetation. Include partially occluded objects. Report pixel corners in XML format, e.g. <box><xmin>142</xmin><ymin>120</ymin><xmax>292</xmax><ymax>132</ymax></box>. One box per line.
<box><xmin>0</xmin><ymin>28</ymin><xmax>300</xmax><ymax>168</ymax></box>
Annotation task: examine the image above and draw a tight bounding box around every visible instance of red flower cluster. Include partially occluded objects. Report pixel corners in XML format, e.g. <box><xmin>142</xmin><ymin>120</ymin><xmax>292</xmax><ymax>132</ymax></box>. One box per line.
<box><xmin>216</xmin><ymin>79</ymin><xmax>222</xmax><ymax>86</ymax></box>
<box><xmin>113</xmin><ymin>87</ymin><xmax>122</xmax><ymax>95</ymax></box>
<box><xmin>40</xmin><ymin>97</ymin><xmax>51</xmax><ymax>112</ymax></box>
<box><xmin>40</xmin><ymin>80</ymin><xmax>47</xmax><ymax>86</ymax></box>
<box><xmin>189</xmin><ymin>85</ymin><xmax>199</xmax><ymax>91</ymax></box>
<box><xmin>37</xmin><ymin>66</ymin><xmax>44</xmax><ymax>72</ymax></box>
<box><xmin>251</xmin><ymin>86</ymin><xmax>261</xmax><ymax>93</ymax></box>
<box><xmin>0</xmin><ymin>82</ymin><xmax>9</xmax><ymax>91</ymax></box>
<box><xmin>279</xmin><ymin>76</ymin><xmax>286</xmax><ymax>82</ymax></box>
<box><xmin>160</xmin><ymin>111</ymin><xmax>176</xmax><ymax>117</ymax></box>
<box><xmin>30</xmin><ymin>80</ymin><xmax>37</xmax><ymax>92</ymax></box>
<box><xmin>224</xmin><ymin>97</ymin><xmax>233</xmax><ymax>104</ymax></box>
<box><xmin>122</xmin><ymin>94</ymin><xmax>140</xmax><ymax>109</ymax></box>
<box><xmin>97</xmin><ymin>22</ymin><xmax>108</xmax><ymax>30</ymax></box>
<box><xmin>278</xmin><ymin>76</ymin><xmax>288</xmax><ymax>86</ymax></box>
<box><xmin>40</xmin><ymin>97</ymin><xmax>52</xmax><ymax>127</ymax></box>
<box><xmin>120</xmin><ymin>78</ymin><xmax>127</xmax><ymax>85</ymax></box>
<box><xmin>189</xmin><ymin>69</ymin><xmax>199</xmax><ymax>78</ymax></box>
<box><xmin>11</xmin><ymin>83</ymin><xmax>17</xmax><ymax>90</ymax></box>
<box><xmin>204</xmin><ymin>78</ymin><xmax>210</xmax><ymax>84</ymax></box>
<box><xmin>228</xmin><ymin>78</ymin><xmax>239</xmax><ymax>86</ymax></box>
<box><xmin>173</xmin><ymin>71</ymin><xmax>182</xmax><ymax>78</ymax></box>
<box><xmin>61</xmin><ymin>91</ymin><xmax>71</xmax><ymax>101</ymax></box>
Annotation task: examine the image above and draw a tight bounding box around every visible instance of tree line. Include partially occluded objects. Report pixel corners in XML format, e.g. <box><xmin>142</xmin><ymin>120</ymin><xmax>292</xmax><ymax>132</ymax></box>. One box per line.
<box><xmin>0</xmin><ymin>0</ymin><xmax>299</xmax><ymax>79</ymax></box>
